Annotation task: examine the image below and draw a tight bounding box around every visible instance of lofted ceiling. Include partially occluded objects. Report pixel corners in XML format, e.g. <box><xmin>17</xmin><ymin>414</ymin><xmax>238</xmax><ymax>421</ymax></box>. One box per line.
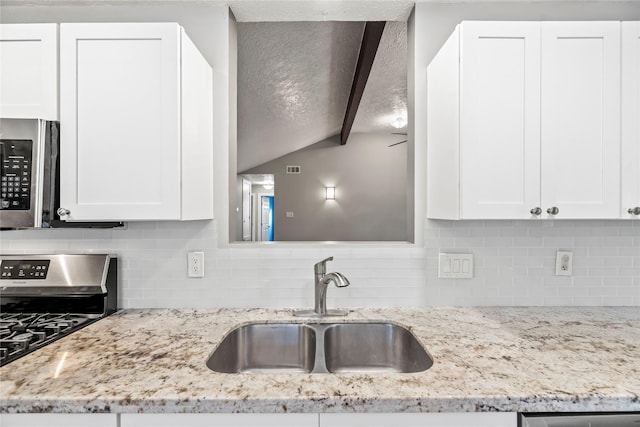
<box><xmin>237</xmin><ymin>20</ymin><xmax>408</xmax><ymax>172</ymax></box>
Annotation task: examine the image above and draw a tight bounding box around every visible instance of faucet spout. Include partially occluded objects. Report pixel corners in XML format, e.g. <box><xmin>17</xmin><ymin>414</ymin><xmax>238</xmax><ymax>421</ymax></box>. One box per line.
<box><xmin>294</xmin><ymin>257</ymin><xmax>350</xmax><ymax>318</ymax></box>
<box><xmin>315</xmin><ymin>272</ymin><xmax>350</xmax><ymax>315</ymax></box>
<box><xmin>322</xmin><ymin>272</ymin><xmax>350</xmax><ymax>288</ymax></box>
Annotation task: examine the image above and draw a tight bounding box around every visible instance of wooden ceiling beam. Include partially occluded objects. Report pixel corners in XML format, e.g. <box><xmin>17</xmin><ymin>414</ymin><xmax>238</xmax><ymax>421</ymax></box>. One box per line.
<box><xmin>340</xmin><ymin>21</ymin><xmax>386</xmax><ymax>145</ymax></box>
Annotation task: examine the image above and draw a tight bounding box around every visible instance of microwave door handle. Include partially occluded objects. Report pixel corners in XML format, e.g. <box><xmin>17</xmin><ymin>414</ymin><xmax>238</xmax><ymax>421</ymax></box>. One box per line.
<box><xmin>41</xmin><ymin>122</ymin><xmax>59</xmax><ymax>226</ymax></box>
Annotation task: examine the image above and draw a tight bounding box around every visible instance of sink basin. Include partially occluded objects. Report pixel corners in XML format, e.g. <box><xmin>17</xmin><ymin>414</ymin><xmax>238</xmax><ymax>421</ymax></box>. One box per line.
<box><xmin>206</xmin><ymin>323</ymin><xmax>316</xmax><ymax>373</ymax></box>
<box><xmin>323</xmin><ymin>322</ymin><xmax>433</xmax><ymax>373</ymax></box>
<box><xmin>207</xmin><ymin>321</ymin><xmax>432</xmax><ymax>374</ymax></box>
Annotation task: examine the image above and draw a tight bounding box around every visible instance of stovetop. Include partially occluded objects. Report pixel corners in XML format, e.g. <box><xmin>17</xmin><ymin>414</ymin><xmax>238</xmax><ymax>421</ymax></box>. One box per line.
<box><xmin>0</xmin><ymin>312</ymin><xmax>95</xmax><ymax>366</ymax></box>
<box><xmin>0</xmin><ymin>254</ymin><xmax>118</xmax><ymax>367</ymax></box>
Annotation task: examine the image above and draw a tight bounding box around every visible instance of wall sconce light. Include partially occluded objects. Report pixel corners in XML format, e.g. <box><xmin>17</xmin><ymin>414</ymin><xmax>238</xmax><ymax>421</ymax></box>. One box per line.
<box><xmin>325</xmin><ymin>187</ymin><xmax>336</xmax><ymax>200</ymax></box>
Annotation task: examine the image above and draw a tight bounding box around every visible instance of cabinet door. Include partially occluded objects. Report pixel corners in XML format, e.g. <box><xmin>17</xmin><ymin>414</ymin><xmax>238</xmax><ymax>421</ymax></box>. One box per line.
<box><xmin>59</xmin><ymin>23</ymin><xmax>181</xmax><ymax>221</ymax></box>
<box><xmin>460</xmin><ymin>22</ymin><xmax>541</xmax><ymax>219</ymax></box>
<box><xmin>541</xmin><ymin>22</ymin><xmax>621</xmax><ymax>219</ymax></box>
<box><xmin>320</xmin><ymin>412</ymin><xmax>516</xmax><ymax>427</ymax></box>
<box><xmin>622</xmin><ymin>21</ymin><xmax>640</xmax><ymax>218</ymax></box>
<box><xmin>0</xmin><ymin>24</ymin><xmax>58</xmax><ymax>120</ymax></box>
<box><xmin>0</xmin><ymin>413</ymin><xmax>118</xmax><ymax>427</ymax></box>
<box><xmin>121</xmin><ymin>413</ymin><xmax>319</xmax><ymax>427</ymax></box>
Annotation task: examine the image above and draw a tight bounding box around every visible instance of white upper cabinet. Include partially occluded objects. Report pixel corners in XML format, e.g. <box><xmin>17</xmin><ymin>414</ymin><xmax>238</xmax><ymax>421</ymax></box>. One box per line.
<box><xmin>0</xmin><ymin>24</ymin><xmax>58</xmax><ymax>120</ymax></box>
<box><xmin>459</xmin><ymin>22</ymin><xmax>541</xmax><ymax>219</ymax></box>
<box><xmin>622</xmin><ymin>21</ymin><xmax>640</xmax><ymax>218</ymax></box>
<box><xmin>59</xmin><ymin>23</ymin><xmax>213</xmax><ymax>221</ymax></box>
<box><xmin>540</xmin><ymin>22</ymin><xmax>621</xmax><ymax>219</ymax></box>
<box><xmin>427</xmin><ymin>21</ymin><xmax>622</xmax><ymax>220</ymax></box>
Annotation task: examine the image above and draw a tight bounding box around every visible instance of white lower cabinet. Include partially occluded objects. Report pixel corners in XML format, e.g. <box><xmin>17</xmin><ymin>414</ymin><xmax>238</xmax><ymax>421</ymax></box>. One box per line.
<box><xmin>320</xmin><ymin>413</ymin><xmax>517</xmax><ymax>427</ymax></box>
<box><xmin>119</xmin><ymin>412</ymin><xmax>516</xmax><ymax>427</ymax></box>
<box><xmin>0</xmin><ymin>413</ymin><xmax>118</xmax><ymax>427</ymax></box>
<box><xmin>1</xmin><ymin>412</ymin><xmax>517</xmax><ymax>427</ymax></box>
<box><xmin>120</xmin><ymin>413</ymin><xmax>319</xmax><ymax>427</ymax></box>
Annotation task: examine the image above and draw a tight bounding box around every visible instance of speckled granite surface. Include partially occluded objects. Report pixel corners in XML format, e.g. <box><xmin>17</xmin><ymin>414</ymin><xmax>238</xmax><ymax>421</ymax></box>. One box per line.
<box><xmin>1</xmin><ymin>307</ymin><xmax>638</xmax><ymax>414</ymax></box>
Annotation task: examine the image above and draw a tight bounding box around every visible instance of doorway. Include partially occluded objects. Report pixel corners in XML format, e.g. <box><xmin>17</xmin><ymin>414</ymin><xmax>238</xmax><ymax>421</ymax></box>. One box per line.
<box><xmin>260</xmin><ymin>195</ymin><xmax>274</xmax><ymax>241</ymax></box>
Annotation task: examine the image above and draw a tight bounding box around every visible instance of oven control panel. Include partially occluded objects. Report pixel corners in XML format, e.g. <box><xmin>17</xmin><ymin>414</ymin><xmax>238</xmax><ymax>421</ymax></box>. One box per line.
<box><xmin>0</xmin><ymin>260</ymin><xmax>50</xmax><ymax>279</ymax></box>
<box><xmin>0</xmin><ymin>139</ymin><xmax>33</xmax><ymax>211</ymax></box>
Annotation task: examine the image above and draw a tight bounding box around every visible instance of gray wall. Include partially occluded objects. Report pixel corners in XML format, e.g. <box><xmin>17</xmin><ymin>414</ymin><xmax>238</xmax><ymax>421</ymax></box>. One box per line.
<box><xmin>244</xmin><ymin>133</ymin><xmax>407</xmax><ymax>241</ymax></box>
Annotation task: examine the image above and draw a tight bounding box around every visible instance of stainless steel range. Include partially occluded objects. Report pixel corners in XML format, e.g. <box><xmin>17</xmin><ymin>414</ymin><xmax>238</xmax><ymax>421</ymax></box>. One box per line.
<box><xmin>0</xmin><ymin>254</ymin><xmax>117</xmax><ymax>366</ymax></box>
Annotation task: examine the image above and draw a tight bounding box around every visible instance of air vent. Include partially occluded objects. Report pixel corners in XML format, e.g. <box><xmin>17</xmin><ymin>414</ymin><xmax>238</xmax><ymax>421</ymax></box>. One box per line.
<box><xmin>286</xmin><ymin>165</ymin><xmax>301</xmax><ymax>174</ymax></box>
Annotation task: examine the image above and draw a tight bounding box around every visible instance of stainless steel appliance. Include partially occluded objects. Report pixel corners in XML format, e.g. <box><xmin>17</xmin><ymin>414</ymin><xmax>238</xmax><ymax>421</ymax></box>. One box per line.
<box><xmin>0</xmin><ymin>119</ymin><xmax>43</xmax><ymax>228</ymax></box>
<box><xmin>0</xmin><ymin>119</ymin><xmax>123</xmax><ymax>229</ymax></box>
<box><xmin>520</xmin><ymin>413</ymin><xmax>640</xmax><ymax>426</ymax></box>
<box><xmin>0</xmin><ymin>254</ymin><xmax>117</xmax><ymax>366</ymax></box>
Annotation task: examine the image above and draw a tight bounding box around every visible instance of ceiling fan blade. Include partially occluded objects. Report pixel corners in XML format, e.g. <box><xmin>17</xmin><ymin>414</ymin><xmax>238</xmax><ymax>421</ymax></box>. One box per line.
<box><xmin>388</xmin><ymin>140</ymin><xmax>407</xmax><ymax>147</ymax></box>
<box><xmin>391</xmin><ymin>132</ymin><xmax>408</xmax><ymax>135</ymax></box>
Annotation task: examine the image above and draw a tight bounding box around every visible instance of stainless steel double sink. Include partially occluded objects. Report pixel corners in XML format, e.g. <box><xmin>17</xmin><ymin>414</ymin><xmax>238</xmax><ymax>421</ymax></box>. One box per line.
<box><xmin>207</xmin><ymin>322</ymin><xmax>433</xmax><ymax>374</ymax></box>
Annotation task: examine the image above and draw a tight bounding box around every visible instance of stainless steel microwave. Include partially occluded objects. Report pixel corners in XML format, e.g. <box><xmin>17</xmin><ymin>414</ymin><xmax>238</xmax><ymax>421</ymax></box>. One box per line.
<box><xmin>0</xmin><ymin>119</ymin><xmax>122</xmax><ymax>229</ymax></box>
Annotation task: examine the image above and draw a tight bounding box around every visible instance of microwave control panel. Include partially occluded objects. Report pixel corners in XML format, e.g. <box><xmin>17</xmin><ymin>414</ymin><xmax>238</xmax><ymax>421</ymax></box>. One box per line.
<box><xmin>0</xmin><ymin>139</ymin><xmax>32</xmax><ymax>211</ymax></box>
<box><xmin>0</xmin><ymin>260</ymin><xmax>51</xmax><ymax>280</ymax></box>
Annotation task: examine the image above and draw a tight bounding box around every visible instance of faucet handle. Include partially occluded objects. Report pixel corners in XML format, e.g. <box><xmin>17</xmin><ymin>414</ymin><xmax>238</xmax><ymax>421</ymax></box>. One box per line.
<box><xmin>314</xmin><ymin>256</ymin><xmax>334</xmax><ymax>274</ymax></box>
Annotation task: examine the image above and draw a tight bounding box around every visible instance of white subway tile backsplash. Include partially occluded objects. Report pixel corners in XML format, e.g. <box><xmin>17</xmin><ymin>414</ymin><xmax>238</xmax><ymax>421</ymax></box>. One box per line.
<box><xmin>620</xmin><ymin>266</ymin><xmax>640</xmax><ymax>275</ymax></box>
<box><xmin>543</xmin><ymin>297</ymin><xmax>575</xmax><ymax>305</ymax></box>
<box><xmin>607</xmin><ymin>277</ymin><xmax>635</xmax><ymax>286</ymax></box>
<box><xmin>587</xmin><ymin>287</ymin><xmax>612</xmax><ymax>297</ymax></box>
<box><xmin>603</xmin><ymin>297</ymin><xmax>632</xmax><ymax>306</ymax></box>
<box><xmin>604</xmin><ymin>237</ymin><xmax>634</xmax><ymax>247</ymax></box>
<box><xmin>604</xmin><ymin>257</ymin><xmax>634</xmax><ymax>267</ymax></box>
<box><xmin>573</xmin><ymin>277</ymin><xmax>604</xmax><ymax>286</ymax></box>
<box><xmin>574</xmin><ymin>297</ymin><xmax>607</xmax><ymax>306</ymax></box>
<box><xmin>0</xmin><ymin>219</ymin><xmax>638</xmax><ymax>308</ymax></box>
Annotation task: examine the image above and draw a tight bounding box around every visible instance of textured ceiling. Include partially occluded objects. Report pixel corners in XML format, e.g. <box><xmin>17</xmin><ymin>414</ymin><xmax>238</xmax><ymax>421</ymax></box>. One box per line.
<box><xmin>352</xmin><ymin>21</ymin><xmax>407</xmax><ymax>134</ymax></box>
<box><xmin>237</xmin><ymin>21</ymin><xmax>408</xmax><ymax>172</ymax></box>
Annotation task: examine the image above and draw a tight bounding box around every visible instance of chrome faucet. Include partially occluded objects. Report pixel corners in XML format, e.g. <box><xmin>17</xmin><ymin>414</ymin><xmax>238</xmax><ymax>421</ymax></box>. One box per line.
<box><xmin>294</xmin><ymin>256</ymin><xmax>350</xmax><ymax>317</ymax></box>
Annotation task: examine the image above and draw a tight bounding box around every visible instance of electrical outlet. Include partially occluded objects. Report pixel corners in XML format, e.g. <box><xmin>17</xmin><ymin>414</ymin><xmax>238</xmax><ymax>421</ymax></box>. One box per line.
<box><xmin>188</xmin><ymin>251</ymin><xmax>205</xmax><ymax>278</ymax></box>
<box><xmin>438</xmin><ymin>253</ymin><xmax>473</xmax><ymax>279</ymax></box>
<box><xmin>555</xmin><ymin>250</ymin><xmax>573</xmax><ymax>276</ymax></box>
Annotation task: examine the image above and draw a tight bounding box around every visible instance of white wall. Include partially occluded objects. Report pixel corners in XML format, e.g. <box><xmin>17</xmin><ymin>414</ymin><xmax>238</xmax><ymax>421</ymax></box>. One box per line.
<box><xmin>0</xmin><ymin>2</ymin><xmax>638</xmax><ymax>309</ymax></box>
<box><xmin>0</xmin><ymin>219</ymin><xmax>638</xmax><ymax>308</ymax></box>
<box><xmin>244</xmin><ymin>133</ymin><xmax>408</xmax><ymax>241</ymax></box>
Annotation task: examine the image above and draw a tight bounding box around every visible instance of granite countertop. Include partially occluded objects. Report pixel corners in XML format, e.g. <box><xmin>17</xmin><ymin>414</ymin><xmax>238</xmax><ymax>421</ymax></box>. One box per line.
<box><xmin>1</xmin><ymin>307</ymin><xmax>639</xmax><ymax>414</ymax></box>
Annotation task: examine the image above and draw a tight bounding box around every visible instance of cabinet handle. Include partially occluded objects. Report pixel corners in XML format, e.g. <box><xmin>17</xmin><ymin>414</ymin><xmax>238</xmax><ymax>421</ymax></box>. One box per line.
<box><xmin>57</xmin><ymin>208</ymin><xmax>70</xmax><ymax>217</ymax></box>
<box><xmin>628</xmin><ymin>207</ymin><xmax>640</xmax><ymax>216</ymax></box>
<box><xmin>530</xmin><ymin>207</ymin><xmax>542</xmax><ymax>215</ymax></box>
<box><xmin>546</xmin><ymin>207</ymin><xmax>559</xmax><ymax>215</ymax></box>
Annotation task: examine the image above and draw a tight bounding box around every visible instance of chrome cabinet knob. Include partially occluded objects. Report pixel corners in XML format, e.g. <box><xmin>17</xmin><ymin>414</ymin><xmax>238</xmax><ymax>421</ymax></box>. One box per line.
<box><xmin>547</xmin><ymin>207</ymin><xmax>559</xmax><ymax>215</ymax></box>
<box><xmin>57</xmin><ymin>208</ymin><xmax>70</xmax><ymax>217</ymax></box>
<box><xmin>628</xmin><ymin>207</ymin><xmax>640</xmax><ymax>216</ymax></box>
<box><xmin>530</xmin><ymin>207</ymin><xmax>542</xmax><ymax>215</ymax></box>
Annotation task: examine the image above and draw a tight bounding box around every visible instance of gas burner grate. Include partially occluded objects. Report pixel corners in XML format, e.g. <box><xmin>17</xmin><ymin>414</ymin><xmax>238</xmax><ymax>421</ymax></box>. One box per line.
<box><xmin>0</xmin><ymin>254</ymin><xmax>117</xmax><ymax>367</ymax></box>
<box><xmin>0</xmin><ymin>312</ymin><xmax>93</xmax><ymax>366</ymax></box>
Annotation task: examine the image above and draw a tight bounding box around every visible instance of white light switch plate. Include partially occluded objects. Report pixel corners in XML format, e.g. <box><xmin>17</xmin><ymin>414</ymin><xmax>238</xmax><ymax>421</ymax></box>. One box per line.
<box><xmin>438</xmin><ymin>253</ymin><xmax>473</xmax><ymax>279</ymax></box>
